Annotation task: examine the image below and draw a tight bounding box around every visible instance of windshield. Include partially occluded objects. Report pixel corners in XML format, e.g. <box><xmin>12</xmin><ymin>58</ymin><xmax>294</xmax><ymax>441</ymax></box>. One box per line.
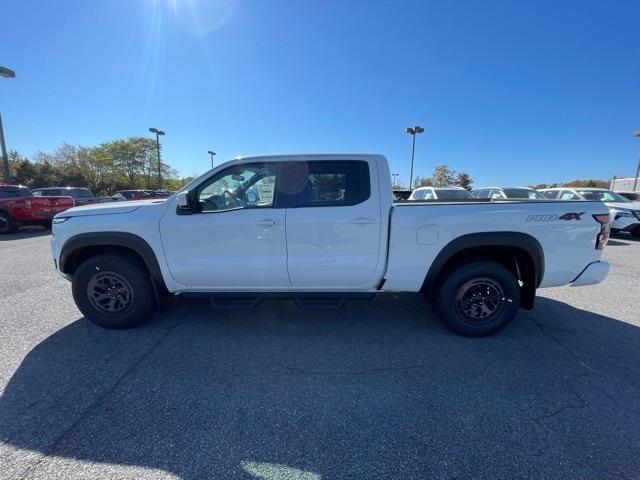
<box><xmin>577</xmin><ymin>190</ymin><xmax>630</xmax><ymax>202</ymax></box>
<box><xmin>502</xmin><ymin>188</ymin><xmax>545</xmax><ymax>199</ymax></box>
<box><xmin>435</xmin><ymin>189</ymin><xmax>473</xmax><ymax>200</ymax></box>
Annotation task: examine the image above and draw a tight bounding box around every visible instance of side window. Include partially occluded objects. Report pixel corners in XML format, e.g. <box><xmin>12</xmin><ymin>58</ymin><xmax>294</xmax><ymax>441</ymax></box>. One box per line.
<box><xmin>197</xmin><ymin>162</ymin><xmax>278</xmax><ymax>213</ymax></box>
<box><xmin>560</xmin><ymin>190</ymin><xmax>579</xmax><ymax>200</ymax></box>
<box><xmin>540</xmin><ymin>190</ymin><xmax>557</xmax><ymax>199</ymax></box>
<box><xmin>32</xmin><ymin>190</ymin><xmax>42</xmax><ymax>196</ymax></box>
<box><xmin>474</xmin><ymin>189</ymin><xmax>489</xmax><ymax>199</ymax></box>
<box><xmin>297</xmin><ymin>161</ymin><xmax>370</xmax><ymax>207</ymax></box>
<box><xmin>489</xmin><ymin>190</ymin><xmax>503</xmax><ymax>199</ymax></box>
<box><xmin>413</xmin><ymin>189</ymin><xmax>426</xmax><ymax>200</ymax></box>
<box><xmin>423</xmin><ymin>190</ymin><xmax>434</xmax><ymax>200</ymax></box>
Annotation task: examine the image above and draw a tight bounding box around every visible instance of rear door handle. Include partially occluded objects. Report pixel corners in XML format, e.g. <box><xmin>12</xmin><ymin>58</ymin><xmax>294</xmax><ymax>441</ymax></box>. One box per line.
<box><xmin>255</xmin><ymin>218</ymin><xmax>281</xmax><ymax>226</ymax></box>
<box><xmin>349</xmin><ymin>217</ymin><xmax>377</xmax><ymax>224</ymax></box>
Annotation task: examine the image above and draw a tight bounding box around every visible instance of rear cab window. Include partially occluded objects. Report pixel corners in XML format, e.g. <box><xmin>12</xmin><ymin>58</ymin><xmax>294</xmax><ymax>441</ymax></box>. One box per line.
<box><xmin>435</xmin><ymin>189</ymin><xmax>472</xmax><ymax>200</ymax></box>
<box><xmin>0</xmin><ymin>187</ymin><xmax>31</xmax><ymax>197</ymax></box>
<box><xmin>296</xmin><ymin>161</ymin><xmax>370</xmax><ymax>207</ymax></box>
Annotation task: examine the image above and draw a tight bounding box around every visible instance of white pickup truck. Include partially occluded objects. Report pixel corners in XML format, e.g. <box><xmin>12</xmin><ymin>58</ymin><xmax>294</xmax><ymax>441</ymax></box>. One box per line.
<box><xmin>51</xmin><ymin>154</ymin><xmax>611</xmax><ymax>336</ymax></box>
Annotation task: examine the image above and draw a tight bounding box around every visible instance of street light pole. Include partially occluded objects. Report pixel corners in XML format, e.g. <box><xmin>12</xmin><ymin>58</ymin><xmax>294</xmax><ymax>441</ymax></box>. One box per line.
<box><xmin>149</xmin><ymin>127</ymin><xmax>165</xmax><ymax>190</ymax></box>
<box><xmin>633</xmin><ymin>130</ymin><xmax>640</xmax><ymax>192</ymax></box>
<box><xmin>392</xmin><ymin>173</ymin><xmax>399</xmax><ymax>188</ymax></box>
<box><xmin>208</xmin><ymin>150</ymin><xmax>216</xmax><ymax>169</ymax></box>
<box><xmin>0</xmin><ymin>66</ymin><xmax>16</xmax><ymax>183</ymax></box>
<box><xmin>405</xmin><ymin>125</ymin><xmax>424</xmax><ymax>190</ymax></box>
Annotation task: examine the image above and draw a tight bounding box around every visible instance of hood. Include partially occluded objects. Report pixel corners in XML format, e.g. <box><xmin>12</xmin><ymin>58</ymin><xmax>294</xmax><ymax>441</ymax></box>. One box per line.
<box><xmin>604</xmin><ymin>201</ymin><xmax>640</xmax><ymax>211</ymax></box>
<box><xmin>56</xmin><ymin>199</ymin><xmax>166</xmax><ymax>218</ymax></box>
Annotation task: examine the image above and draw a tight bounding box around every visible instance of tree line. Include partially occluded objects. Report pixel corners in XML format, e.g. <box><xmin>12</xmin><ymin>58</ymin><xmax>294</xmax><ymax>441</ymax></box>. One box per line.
<box><xmin>2</xmin><ymin>137</ymin><xmax>192</xmax><ymax>194</ymax></box>
<box><xmin>405</xmin><ymin>164</ymin><xmax>609</xmax><ymax>191</ymax></box>
<box><xmin>411</xmin><ymin>164</ymin><xmax>474</xmax><ymax>190</ymax></box>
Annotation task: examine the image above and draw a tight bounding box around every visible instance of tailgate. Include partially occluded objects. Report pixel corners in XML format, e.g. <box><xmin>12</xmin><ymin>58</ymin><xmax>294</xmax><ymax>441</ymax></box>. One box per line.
<box><xmin>33</xmin><ymin>196</ymin><xmax>75</xmax><ymax>213</ymax></box>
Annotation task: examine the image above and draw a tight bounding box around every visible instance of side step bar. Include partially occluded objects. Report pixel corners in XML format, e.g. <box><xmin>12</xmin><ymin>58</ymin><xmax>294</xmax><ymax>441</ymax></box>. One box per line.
<box><xmin>180</xmin><ymin>292</ymin><xmax>375</xmax><ymax>310</ymax></box>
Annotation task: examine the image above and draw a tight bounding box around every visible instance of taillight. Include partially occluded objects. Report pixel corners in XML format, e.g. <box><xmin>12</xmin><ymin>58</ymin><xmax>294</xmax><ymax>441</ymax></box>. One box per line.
<box><xmin>592</xmin><ymin>213</ymin><xmax>610</xmax><ymax>250</ymax></box>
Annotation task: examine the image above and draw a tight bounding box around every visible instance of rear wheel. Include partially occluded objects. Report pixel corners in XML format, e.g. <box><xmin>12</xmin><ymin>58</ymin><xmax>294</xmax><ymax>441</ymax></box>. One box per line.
<box><xmin>0</xmin><ymin>211</ymin><xmax>17</xmax><ymax>234</ymax></box>
<box><xmin>434</xmin><ymin>259</ymin><xmax>521</xmax><ymax>337</ymax></box>
<box><xmin>72</xmin><ymin>253</ymin><xmax>155</xmax><ymax>329</ymax></box>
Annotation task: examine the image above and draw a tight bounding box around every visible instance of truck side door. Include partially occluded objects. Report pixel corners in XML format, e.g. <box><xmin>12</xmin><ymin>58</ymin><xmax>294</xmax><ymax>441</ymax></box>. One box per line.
<box><xmin>284</xmin><ymin>158</ymin><xmax>382</xmax><ymax>288</ymax></box>
<box><xmin>159</xmin><ymin>161</ymin><xmax>290</xmax><ymax>289</ymax></box>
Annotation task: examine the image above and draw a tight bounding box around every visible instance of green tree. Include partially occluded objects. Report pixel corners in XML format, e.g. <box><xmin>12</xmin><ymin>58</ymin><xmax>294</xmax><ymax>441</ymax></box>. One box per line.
<box><xmin>431</xmin><ymin>164</ymin><xmax>456</xmax><ymax>187</ymax></box>
<box><xmin>412</xmin><ymin>176</ymin><xmax>433</xmax><ymax>188</ymax></box>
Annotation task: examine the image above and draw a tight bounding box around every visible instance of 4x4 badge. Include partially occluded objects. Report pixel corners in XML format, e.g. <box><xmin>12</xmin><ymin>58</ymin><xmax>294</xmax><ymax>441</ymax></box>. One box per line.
<box><xmin>559</xmin><ymin>212</ymin><xmax>585</xmax><ymax>221</ymax></box>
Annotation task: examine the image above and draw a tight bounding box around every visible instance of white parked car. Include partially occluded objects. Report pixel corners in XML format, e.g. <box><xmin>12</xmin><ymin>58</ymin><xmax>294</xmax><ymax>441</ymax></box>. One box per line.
<box><xmin>408</xmin><ymin>186</ymin><xmax>474</xmax><ymax>200</ymax></box>
<box><xmin>473</xmin><ymin>187</ymin><xmax>547</xmax><ymax>200</ymax></box>
<box><xmin>539</xmin><ymin>187</ymin><xmax>640</xmax><ymax>237</ymax></box>
<box><xmin>51</xmin><ymin>154</ymin><xmax>610</xmax><ymax>337</ymax></box>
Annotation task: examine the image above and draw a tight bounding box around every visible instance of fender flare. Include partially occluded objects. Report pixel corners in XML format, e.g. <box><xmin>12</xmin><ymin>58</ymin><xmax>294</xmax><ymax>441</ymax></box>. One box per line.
<box><xmin>421</xmin><ymin>231</ymin><xmax>545</xmax><ymax>298</ymax></box>
<box><xmin>59</xmin><ymin>232</ymin><xmax>166</xmax><ymax>289</ymax></box>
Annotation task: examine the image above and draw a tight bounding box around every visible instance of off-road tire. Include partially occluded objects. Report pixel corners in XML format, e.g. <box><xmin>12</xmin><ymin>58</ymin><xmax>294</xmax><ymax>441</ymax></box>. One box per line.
<box><xmin>434</xmin><ymin>259</ymin><xmax>521</xmax><ymax>337</ymax></box>
<box><xmin>0</xmin><ymin>211</ymin><xmax>17</xmax><ymax>234</ymax></box>
<box><xmin>72</xmin><ymin>253</ymin><xmax>155</xmax><ymax>329</ymax></box>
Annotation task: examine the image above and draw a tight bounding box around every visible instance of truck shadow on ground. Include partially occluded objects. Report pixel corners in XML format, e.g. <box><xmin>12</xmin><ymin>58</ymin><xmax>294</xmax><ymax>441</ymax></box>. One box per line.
<box><xmin>1</xmin><ymin>295</ymin><xmax>639</xmax><ymax>479</ymax></box>
<box><xmin>0</xmin><ymin>227</ymin><xmax>50</xmax><ymax>241</ymax></box>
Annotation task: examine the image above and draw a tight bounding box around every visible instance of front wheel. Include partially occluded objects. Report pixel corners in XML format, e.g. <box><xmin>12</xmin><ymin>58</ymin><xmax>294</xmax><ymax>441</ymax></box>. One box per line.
<box><xmin>434</xmin><ymin>259</ymin><xmax>521</xmax><ymax>337</ymax></box>
<box><xmin>0</xmin><ymin>211</ymin><xmax>17</xmax><ymax>234</ymax></box>
<box><xmin>72</xmin><ymin>253</ymin><xmax>156</xmax><ymax>329</ymax></box>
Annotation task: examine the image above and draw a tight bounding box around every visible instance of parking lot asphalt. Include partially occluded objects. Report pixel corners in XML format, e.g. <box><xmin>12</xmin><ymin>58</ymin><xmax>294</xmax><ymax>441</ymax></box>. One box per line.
<box><xmin>0</xmin><ymin>229</ymin><xmax>639</xmax><ymax>480</ymax></box>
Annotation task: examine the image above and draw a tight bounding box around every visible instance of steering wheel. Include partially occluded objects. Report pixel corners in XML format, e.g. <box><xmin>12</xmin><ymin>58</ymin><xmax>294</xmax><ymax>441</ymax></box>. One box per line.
<box><xmin>222</xmin><ymin>189</ymin><xmax>241</xmax><ymax>208</ymax></box>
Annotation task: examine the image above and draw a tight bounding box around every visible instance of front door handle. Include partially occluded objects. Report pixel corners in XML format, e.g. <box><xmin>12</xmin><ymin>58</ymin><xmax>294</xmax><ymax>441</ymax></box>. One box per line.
<box><xmin>349</xmin><ymin>217</ymin><xmax>377</xmax><ymax>224</ymax></box>
<box><xmin>255</xmin><ymin>218</ymin><xmax>281</xmax><ymax>226</ymax></box>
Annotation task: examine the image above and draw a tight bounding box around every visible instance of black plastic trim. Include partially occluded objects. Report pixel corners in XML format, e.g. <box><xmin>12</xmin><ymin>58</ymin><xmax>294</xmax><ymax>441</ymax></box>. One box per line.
<box><xmin>59</xmin><ymin>232</ymin><xmax>166</xmax><ymax>290</ymax></box>
<box><xmin>421</xmin><ymin>231</ymin><xmax>545</xmax><ymax>298</ymax></box>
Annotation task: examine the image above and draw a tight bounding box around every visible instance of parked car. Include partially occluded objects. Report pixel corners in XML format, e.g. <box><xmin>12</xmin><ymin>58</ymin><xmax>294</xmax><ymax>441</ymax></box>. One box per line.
<box><xmin>392</xmin><ymin>189</ymin><xmax>412</xmax><ymax>200</ymax></box>
<box><xmin>32</xmin><ymin>187</ymin><xmax>99</xmax><ymax>207</ymax></box>
<box><xmin>615</xmin><ymin>191</ymin><xmax>640</xmax><ymax>201</ymax></box>
<box><xmin>0</xmin><ymin>184</ymin><xmax>75</xmax><ymax>233</ymax></box>
<box><xmin>51</xmin><ymin>154</ymin><xmax>610</xmax><ymax>337</ymax></box>
<box><xmin>473</xmin><ymin>187</ymin><xmax>546</xmax><ymax>200</ymax></box>
<box><xmin>153</xmin><ymin>190</ymin><xmax>175</xmax><ymax>197</ymax></box>
<box><xmin>111</xmin><ymin>190</ymin><xmax>160</xmax><ymax>201</ymax></box>
<box><xmin>539</xmin><ymin>187</ymin><xmax>640</xmax><ymax>237</ymax></box>
<box><xmin>408</xmin><ymin>186</ymin><xmax>474</xmax><ymax>200</ymax></box>
<box><xmin>95</xmin><ymin>195</ymin><xmax>117</xmax><ymax>203</ymax></box>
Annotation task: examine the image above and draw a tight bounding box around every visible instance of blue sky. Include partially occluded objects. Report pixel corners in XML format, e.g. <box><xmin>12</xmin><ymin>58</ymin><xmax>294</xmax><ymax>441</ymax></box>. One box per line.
<box><xmin>1</xmin><ymin>0</ymin><xmax>639</xmax><ymax>186</ymax></box>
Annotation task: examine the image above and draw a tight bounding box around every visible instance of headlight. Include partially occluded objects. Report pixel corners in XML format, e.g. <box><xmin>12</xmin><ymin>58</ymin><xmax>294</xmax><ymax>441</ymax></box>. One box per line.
<box><xmin>52</xmin><ymin>217</ymin><xmax>70</xmax><ymax>224</ymax></box>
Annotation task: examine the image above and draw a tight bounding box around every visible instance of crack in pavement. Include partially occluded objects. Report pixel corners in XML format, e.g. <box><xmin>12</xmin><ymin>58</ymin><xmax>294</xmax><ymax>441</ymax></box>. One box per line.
<box><xmin>15</xmin><ymin>319</ymin><xmax>180</xmax><ymax>480</ymax></box>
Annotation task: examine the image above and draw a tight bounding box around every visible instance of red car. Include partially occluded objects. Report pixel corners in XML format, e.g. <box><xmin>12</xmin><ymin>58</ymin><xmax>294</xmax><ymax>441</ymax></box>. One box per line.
<box><xmin>32</xmin><ymin>187</ymin><xmax>100</xmax><ymax>207</ymax></box>
<box><xmin>111</xmin><ymin>190</ymin><xmax>159</xmax><ymax>201</ymax></box>
<box><xmin>0</xmin><ymin>185</ymin><xmax>75</xmax><ymax>234</ymax></box>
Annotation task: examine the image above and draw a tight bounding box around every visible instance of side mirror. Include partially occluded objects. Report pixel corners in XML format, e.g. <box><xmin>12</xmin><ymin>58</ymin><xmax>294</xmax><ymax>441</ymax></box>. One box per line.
<box><xmin>176</xmin><ymin>191</ymin><xmax>192</xmax><ymax>214</ymax></box>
